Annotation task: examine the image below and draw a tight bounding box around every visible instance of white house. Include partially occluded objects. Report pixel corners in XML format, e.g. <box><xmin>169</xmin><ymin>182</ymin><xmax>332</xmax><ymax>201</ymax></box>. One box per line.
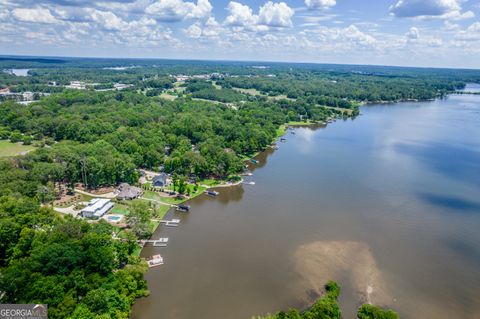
<box><xmin>81</xmin><ymin>198</ymin><xmax>114</xmax><ymax>219</ymax></box>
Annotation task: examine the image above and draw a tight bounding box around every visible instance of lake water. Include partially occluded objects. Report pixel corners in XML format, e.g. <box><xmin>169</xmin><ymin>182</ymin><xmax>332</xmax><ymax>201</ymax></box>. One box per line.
<box><xmin>458</xmin><ymin>83</ymin><xmax>480</xmax><ymax>93</ymax></box>
<box><xmin>4</xmin><ymin>69</ymin><xmax>30</xmax><ymax>76</ymax></box>
<box><xmin>132</xmin><ymin>94</ymin><xmax>480</xmax><ymax>319</ymax></box>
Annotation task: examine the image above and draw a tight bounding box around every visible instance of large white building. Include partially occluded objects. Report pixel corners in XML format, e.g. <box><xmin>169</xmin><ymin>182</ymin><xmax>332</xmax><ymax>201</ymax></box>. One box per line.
<box><xmin>81</xmin><ymin>198</ymin><xmax>114</xmax><ymax>219</ymax></box>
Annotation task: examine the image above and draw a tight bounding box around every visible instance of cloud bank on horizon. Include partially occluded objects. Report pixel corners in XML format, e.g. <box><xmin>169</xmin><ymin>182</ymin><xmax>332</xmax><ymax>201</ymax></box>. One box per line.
<box><xmin>0</xmin><ymin>0</ymin><xmax>479</xmax><ymax>68</ymax></box>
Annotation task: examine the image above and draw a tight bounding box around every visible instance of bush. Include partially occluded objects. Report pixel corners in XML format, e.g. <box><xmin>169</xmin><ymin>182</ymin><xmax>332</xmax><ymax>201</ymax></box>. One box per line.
<box><xmin>0</xmin><ymin>129</ymin><xmax>11</xmax><ymax>140</ymax></box>
<box><xmin>9</xmin><ymin>132</ymin><xmax>23</xmax><ymax>143</ymax></box>
<box><xmin>357</xmin><ymin>304</ymin><xmax>399</xmax><ymax>319</ymax></box>
<box><xmin>22</xmin><ymin>136</ymin><xmax>33</xmax><ymax>145</ymax></box>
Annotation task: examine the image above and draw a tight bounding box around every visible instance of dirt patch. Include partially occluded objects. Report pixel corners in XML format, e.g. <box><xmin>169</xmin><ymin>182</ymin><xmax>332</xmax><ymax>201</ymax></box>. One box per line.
<box><xmin>294</xmin><ymin>241</ymin><xmax>393</xmax><ymax>307</ymax></box>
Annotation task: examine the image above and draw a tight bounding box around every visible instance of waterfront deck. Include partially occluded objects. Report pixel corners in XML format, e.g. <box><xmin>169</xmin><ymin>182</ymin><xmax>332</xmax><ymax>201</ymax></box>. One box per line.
<box><xmin>158</xmin><ymin>219</ymin><xmax>180</xmax><ymax>227</ymax></box>
<box><xmin>139</xmin><ymin>237</ymin><xmax>169</xmax><ymax>247</ymax></box>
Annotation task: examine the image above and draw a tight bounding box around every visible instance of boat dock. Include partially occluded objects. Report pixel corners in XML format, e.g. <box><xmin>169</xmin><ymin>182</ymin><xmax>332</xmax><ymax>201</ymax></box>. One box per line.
<box><xmin>159</xmin><ymin>219</ymin><xmax>180</xmax><ymax>227</ymax></box>
<box><xmin>138</xmin><ymin>237</ymin><xmax>169</xmax><ymax>247</ymax></box>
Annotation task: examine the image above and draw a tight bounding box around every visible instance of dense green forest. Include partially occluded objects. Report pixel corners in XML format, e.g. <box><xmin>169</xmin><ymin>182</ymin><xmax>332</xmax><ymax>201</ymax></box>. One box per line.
<box><xmin>254</xmin><ymin>282</ymin><xmax>398</xmax><ymax>319</ymax></box>
<box><xmin>1</xmin><ymin>57</ymin><xmax>480</xmax><ymax>318</ymax></box>
<box><xmin>0</xmin><ymin>194</ymin><xmax>148</xmax><ymax>319</ymax></box>
<box><xmin>0</xmin><ymin>87</ymin><xmax>351</xmax><ymax>189</ymax></box>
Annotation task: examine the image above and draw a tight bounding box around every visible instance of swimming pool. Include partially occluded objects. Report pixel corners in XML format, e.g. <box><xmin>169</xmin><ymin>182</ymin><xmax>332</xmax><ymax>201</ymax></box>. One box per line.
<box><xmin>106</xmin><ymin>215</ymin><xmax>123</xmax><ymax>222</ymax></box>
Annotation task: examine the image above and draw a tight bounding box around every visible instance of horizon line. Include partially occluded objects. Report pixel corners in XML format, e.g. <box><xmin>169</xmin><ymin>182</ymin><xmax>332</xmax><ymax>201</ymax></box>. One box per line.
<box><xmin>1</xmin><ymin>54</ymin><xmax>479</xmax><ymax>72</ymax></box>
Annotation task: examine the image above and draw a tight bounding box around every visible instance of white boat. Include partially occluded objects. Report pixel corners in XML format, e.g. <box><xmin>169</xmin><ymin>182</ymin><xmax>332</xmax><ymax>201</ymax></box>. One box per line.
<box><xmin>148</xmin><ymin>254</ymin><xmax>164</xmax><ymax>267</ymax></box>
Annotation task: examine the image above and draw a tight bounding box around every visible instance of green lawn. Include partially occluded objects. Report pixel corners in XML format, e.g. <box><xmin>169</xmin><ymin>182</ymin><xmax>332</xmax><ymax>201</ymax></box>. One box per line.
<box><xmin>287</xmin><ymin>120</ymin><xmax>316</xmax><ymax>126</ymax></box>
<box><xmin>232</xmin><ymin>87</ymin><xmax>262</xmax><ymax>96</ymax></box>
<box><xmin>199</xmin><ymin>179</ymin><xmax>221</xmax><ymax>187</ymax></box>
<box><xmin>111</xmin><ymin>203</ymin><xmax>131</xmax><ymax>215</ymax></box>
<box><xmin>155</xmin><ymin>205</ymin><xmax>171</xmax><ymax>219</ymax></box>
<box><xmin>0</xmin><ymin>140</ymin><xmax>35</xmax><ymax>157</ymax></box>
<box><xmin>159</xmin><ymin>93</ymin><xmax>177</xmax><ymax>101</ymax></box>
<box><xmin>212</xmin><ymin>81</ymin><xmax>222</xmax><ymax>90</ymax></box>
<box><xmin>143</xmin><ymin>185</ymin><xmax>207</xmax><ymax>205</ymax></box>
<box><xmin>268</xmin><ymin>94</ymin><xmax>295</xmax><ymax>101</ymax></box>
<box><xmin>276</xmin><ymin>124</ymin><xmax>286</xmax><ymax>138</ymax></box>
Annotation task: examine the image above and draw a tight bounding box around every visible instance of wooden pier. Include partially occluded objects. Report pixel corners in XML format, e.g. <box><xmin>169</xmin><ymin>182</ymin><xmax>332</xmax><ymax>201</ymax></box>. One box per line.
<box><xmin>138</xmin><ymin>237</ymin><xmax>170</xmax><ymax>247</ymax></box>
<box><xmin>159</xmin><ymin>219</ymin><xmax>180</xmax><ymax>227</ymax></box>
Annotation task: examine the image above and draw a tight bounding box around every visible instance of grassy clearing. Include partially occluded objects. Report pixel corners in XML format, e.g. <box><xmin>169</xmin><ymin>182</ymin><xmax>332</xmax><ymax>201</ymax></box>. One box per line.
<box><xmin>0</xmin><ymin>140</ymin><xmax>35</xmax><ymax>157</ymax></box>
<box><xmin>191</xmin><ymin>97</ymin><xmax>226</xmax><ymax>105</ymax></box>
<box><xmin>212</xmin><ymin>81</ymin><xmax>222</xmax><ymax>90</ymax></box>
<box><xmin>232</xmin><ymin>87</ymin><xmax>295</xmax><ymax>101</ymax></box>
<box><xmin>199</xmin><ymin>179</ymin><xmax>221</xmax><ymax>187</ymax></box>
<box><xmin>276</xmin><ymin>124</ymin><xmax>286</xmax><ymax>138</ymax></box>
<box><xmin>143</xmin><ymin>185</ymin><xmax>207</xmax><ymax>205</ymax></box>
<box><xmin>233</xmin><ymin>87</ymin><xmax>263</xmax><ymax>96</ymax></box>
<box><xmin>268</xmin><ymin>94</ymin><xmax>295</xmax><ymax>101</ymax></box>
<box><xmin>322</xmin><ymin>105</ymin><xmax>354</xmax><ymax>115</ymax></box>
<box><xmin>287</xmin><ymin>120</ymin><xmax>317</xmax><ymax>126</ymax></box>
<box><xmin>111</xmin><ymin>203</ymin><xmax>130</xmax><ymax>215</ymax></box>
<box><xmin>155</xmin><ymin>205</ymin><xmax>171</xmax><ymax>219</ymax></box>
<box><xmin>159</xmin><ymin>93</ymin><xmax>177</xmax><ymax>101</ymax></box>
<box><xmin>148</xmin><ymin>220</ymin><xmax>160</xmax><ymax>233</ymax></box>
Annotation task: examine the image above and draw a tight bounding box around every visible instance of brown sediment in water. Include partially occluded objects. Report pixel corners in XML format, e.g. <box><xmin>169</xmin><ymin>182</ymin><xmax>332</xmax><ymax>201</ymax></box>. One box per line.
<box><xmin>294</xmin><ymin>241</ymin><xmax>393</xmax><ymax>307</ymax></box>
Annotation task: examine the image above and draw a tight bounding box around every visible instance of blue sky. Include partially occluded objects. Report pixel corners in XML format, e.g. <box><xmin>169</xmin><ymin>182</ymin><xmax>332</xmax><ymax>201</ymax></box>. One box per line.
<box><xmin>1</xmin><ymin>0</ymin><xmax>480</xmax><ymax>68</ymax></box>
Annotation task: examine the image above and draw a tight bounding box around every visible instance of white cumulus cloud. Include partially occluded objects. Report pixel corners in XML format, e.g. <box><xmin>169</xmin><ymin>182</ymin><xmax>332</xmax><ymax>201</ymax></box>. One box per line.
<box><xmin>304</xmin><ymin>0</ymin><xmax>336</xmax><ymax>10</ymax></box>
<box><xmin>12</xmin><ymin>8</ymin><xmax>59</xmax><ymax>24</ymax></box>
<box><xmin>258</xmin><ymin>1</ymin><xmax>294</xmax><ymax>28</ymax></box>
<box><xmin>405</xmin><ymin>26</ymin><xmax>419</xmax><ymax>40</ymax></box>
<box><xmin>224</xmin><ymin>1</ymin><xmax>294</xmax><ymax>30</ymax></box>
<box><xmin>87</xmin><ymin>9</ymin><xmax>126</xmax><ymax>30</ymax></box>
<box><xmin>146</xmin><ymin>0</ymin><xmax>212</xmax><ymax>22</ymax></box>
<box><xmin>225</xmin><ymin>1</ymin><xmax>257</xmax><ymax>27</ymax></box>
<box><xmin>455</xmin><ymin>22</ymin><xmax>480</xmax><ymax>41</ymax></box>
<box><xmin>390</xmin><ymin>0</ymin><xmax>474</xmax><ymax>20</ymax></box>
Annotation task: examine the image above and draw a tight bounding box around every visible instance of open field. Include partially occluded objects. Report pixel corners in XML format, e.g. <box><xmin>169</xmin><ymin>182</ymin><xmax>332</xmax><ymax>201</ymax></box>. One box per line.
<box><xmin>143</xmin><ymin>185</ymin><xmax>207</xmax><ymax>205</ymax></box>
<box><xmin>159</xmin><ymin>92</ymin><xmax>177</xmax><ymax>100</ymax></box>
<box><xmin>233</xmin><ymin>87</ymin><xmax>263</xmax><ymax>96</ymax></box>
<box><xmin>287</xmin><ymin>120</ymin><xmax>317</xmax><ymax>126</ymax></box>
<box><xmin>232</xmin><ymin>87</ymin><xmax>295</xmax><ymax>101</ymax></box>
<box><xmin>0</xmin><ymin>140</ymin><xmax>35</xmax><ymax>157</ymax></box>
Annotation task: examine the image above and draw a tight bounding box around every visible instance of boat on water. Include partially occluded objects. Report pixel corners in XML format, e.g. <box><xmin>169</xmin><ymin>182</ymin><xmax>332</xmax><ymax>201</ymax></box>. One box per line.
<box><xmin>148</xmin><ymin>254</ymin><xmax>164</xmax><ymax>268</ymax></box>
<box><xmin>280</xmin><ymin>137</ymin><xmax>286</xmax><ymax>142</ymax></box>
<box><xmin>291</xmin><ymin>131</ymin><xmax>296</xmax><ymax>134</ymax></box>
<box><xmin>206</xmin><ymin>190</ymin><xmax>219</xmax><ymax>197</ymax></box>
<box><xmin>244</xmin><ymin>181</ymin><xmax>256</xmax><ymax>185</ymax></box>
<box><xmin>176</xmin><ymin>204</ymin><xmax>190</xmax><ymax>212</ymax></box>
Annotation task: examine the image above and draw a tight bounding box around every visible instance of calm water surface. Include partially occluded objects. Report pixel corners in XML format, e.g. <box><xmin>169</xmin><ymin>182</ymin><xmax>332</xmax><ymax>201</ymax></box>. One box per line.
<box><xmin>132</xmin><ymin>94</ymin><xmax>480</xmax><ymax>319</ymax></box>
<box><xmin>5</xmin><ymin>69</ymin><xmax>30</xmax><ymax>76</ymax></box>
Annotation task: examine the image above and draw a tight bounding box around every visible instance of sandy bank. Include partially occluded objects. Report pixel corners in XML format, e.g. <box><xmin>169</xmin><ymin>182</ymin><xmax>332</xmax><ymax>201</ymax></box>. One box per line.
<box><xmin>294</xmin><ymin>241</ymin><xmax>393</xmax><ymax>308</ymax></box>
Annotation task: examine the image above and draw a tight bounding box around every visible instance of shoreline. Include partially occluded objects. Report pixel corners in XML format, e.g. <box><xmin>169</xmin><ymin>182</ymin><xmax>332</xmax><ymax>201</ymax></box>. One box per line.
<box><xmin>132</xmin><ymin>91</ymin><xmax>475</xmax><ymax>318</ymax></box>
<box><xmin>140</xmin><ymin>116</ymin><xmax>343</xmax><ymax>256</ymax></box>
